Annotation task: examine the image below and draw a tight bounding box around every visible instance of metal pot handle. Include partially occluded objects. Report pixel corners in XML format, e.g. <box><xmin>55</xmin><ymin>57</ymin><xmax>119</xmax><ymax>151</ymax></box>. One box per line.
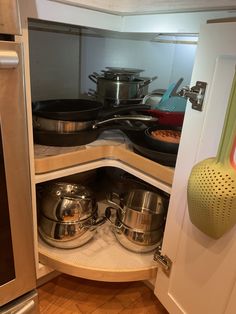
<box><xmin>105</xmin><ymin>207</ymin><xmax>120</xmax><ymax>226</ymax></box>
<box><xmin>88</xmin><ymin>73</ymin><xmax>98</xmax><ymax>84</ymax></box>
<box><xmin>93</xmin><ymin>114</ymin><xmax>157</xmax><ymax>128</ymax></box>
<box><xmin>106</xmin><ymin>192</ymin><xmax>125</xmax><ymax>213</ymax></box>
<box><xmin>140</xmin><ymin>76</ymin><xmax>158</xmax><ymax>88</ymax></box>
<box><xmin>89</xmin><ymin>215</ymin><xmax>107</xmax><ymax>231</ymax></box>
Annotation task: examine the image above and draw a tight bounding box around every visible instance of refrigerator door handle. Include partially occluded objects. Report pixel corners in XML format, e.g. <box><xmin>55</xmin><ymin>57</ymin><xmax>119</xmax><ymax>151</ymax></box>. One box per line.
<box><xmin>0</xmin><ymin>50</ymin><xmax>19</xmax><ymax>68</ymax></box>
<box><xmin>13</xmin><ymin>300</ymin><xmax>35</xmax><ymax>314</ymax></box>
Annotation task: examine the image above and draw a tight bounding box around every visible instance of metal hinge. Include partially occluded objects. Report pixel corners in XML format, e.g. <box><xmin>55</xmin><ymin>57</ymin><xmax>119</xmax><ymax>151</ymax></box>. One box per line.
<box><xmin>154</xmin><ymin>246</ymin><xmax>172</xmax><ymax>276</ymax></box>
<box><xmin>179</xmin><ymin>81</ymin><xmax>207</xmax><ymax>111</ymax></box>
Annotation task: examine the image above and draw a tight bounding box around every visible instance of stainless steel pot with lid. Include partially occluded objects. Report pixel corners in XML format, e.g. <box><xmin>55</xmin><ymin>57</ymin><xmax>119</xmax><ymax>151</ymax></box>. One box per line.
<box><xmin>89</xmin><ymin>70</ymin><xmax>157</xmax><ymax>105</ymax></box>
<box><xmin>38</xmin><ymin>211</ymin><xmax>106</xmax><ymax>249</ymax></box>
<box><xmin>107</xmin><ymin>189</ymin><xmax>168</xmax><ymax>231</ymax></box>
<box><xmin>105</xmin><ymin>207</ymin><xmax>164</xmax><ymax>253</ymax></box>
<box><xmin>38</xmin><ymin>182</ymin><xmax>97</xmax><ymax>223</ymax></box>
<box><xmin>102</xmin><ymin>67</ymin><xmax>144</xmax><ymax>81</ymax></box>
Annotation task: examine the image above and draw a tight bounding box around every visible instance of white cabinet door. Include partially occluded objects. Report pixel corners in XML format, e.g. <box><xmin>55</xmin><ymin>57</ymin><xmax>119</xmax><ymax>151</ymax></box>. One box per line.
<box><xmin>154</xmin><ymin>21</ymin><xmax>236</xmax><ymax>314</ymax></box>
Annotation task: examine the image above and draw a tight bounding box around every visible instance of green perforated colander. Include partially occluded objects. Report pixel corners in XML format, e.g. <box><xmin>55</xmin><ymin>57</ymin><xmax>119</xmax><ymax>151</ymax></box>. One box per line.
<box><xmin>187</xmin><ymin>72</ymin><xmax>236</xmax><ymax>239</ymax></box>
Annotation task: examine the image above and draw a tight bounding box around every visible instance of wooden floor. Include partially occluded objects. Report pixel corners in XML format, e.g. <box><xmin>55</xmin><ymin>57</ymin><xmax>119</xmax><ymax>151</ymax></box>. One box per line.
<box><xmin>38</xmin><ymin>274</ymin><xmax>169</xmax><ymax>314</ymax></box>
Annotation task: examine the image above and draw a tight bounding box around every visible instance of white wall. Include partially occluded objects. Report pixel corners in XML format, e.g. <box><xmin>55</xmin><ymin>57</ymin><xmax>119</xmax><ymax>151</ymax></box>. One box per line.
<box><xmin>29</xmin><ymin>29</ymin><xmax>80</xmax><ymax>101</ymax></box>
<box><xmin>28</xmin><ymin>29</ymin><xmax>197</xmax><ymax>101</ymax></box>
<box><xmin>80</xmin><ymin>35</ymin><xmax>197</xmax><ymax>95</ymax></box>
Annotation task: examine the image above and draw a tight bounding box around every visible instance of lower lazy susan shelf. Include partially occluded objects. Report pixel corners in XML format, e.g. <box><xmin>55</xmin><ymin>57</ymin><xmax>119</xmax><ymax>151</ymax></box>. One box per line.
<box><xmin>38</xmin><ymin>221</ymin><xmax>159</xmax><ymax>283</ymax></box>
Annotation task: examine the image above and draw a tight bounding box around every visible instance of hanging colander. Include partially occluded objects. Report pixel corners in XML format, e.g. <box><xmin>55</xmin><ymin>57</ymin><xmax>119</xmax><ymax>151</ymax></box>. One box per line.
<box><xmin>187</xmin><ymin>71</ymin><xmax>236</xmax><ymax>239</ymax></box>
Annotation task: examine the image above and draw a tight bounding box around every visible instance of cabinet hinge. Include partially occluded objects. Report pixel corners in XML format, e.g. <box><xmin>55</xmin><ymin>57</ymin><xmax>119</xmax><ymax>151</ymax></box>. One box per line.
<box><xmin>179</xmin><ymin>81</ymin><xmax>207</xmax><ymax>111</ymax></box>
<box><xmin>153</xmin><ymin>246</ymin><xmax>172</xmax><ymax>276</ymax></box>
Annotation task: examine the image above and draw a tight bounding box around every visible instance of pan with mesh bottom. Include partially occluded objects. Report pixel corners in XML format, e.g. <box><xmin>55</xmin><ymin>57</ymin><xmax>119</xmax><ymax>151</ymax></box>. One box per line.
<box><xmin>187</xmin><ymin>72</ymin><xmax>236</xmax><ymax>239</ymax></box>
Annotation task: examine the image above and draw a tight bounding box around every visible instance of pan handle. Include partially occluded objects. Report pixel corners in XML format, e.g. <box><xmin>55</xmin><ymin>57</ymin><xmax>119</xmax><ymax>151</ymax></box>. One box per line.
<box><xmin>93</xmin><ymin>115</ymin><xmax>157</xmax><ymax>128</ymax></box>
<box><xmin>88</xmin><ymin>74</ymin><xmax>98</xmax><ymax>84</ymax></box>
<box><xmin>140</xmin><ymin>76</ymin><xmax>158</xmax><ymax>88</ymax></box>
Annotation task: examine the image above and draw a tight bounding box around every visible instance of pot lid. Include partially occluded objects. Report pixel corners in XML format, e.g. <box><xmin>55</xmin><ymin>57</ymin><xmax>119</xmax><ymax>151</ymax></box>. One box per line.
<box><xmin>103</xmin><ymin>67</ymin><xmax>144</xmax><ymax>81</ymax></box>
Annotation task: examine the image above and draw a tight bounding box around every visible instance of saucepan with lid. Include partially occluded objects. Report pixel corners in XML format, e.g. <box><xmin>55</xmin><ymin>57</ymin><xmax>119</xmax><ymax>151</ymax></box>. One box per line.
<box><xmin>38</xmin><ymin>211</ymin><xmax>106</xmax><ymax>249</ymax></box>
<box><xmin>105</xmin><ymin>207</ymin><xmax>164</xmax><ymax>253</ymax></box>
<box><xmin>38</xmin><ymin>182</ymin><xmax>97</xmax><ymax>223</ymax></box>
<box><xmin>106</xmin><ymin>189</ymin><xmax>168</xmax><ymax>232</ymax></box>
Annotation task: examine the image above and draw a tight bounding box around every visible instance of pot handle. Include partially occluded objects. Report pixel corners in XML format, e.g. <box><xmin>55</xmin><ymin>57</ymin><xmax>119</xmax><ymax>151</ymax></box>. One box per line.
<box><xmin>105</xmin><ymin>207</ymin><xmax>120</xmax><ymax>226</ymax></box>
<box><xmin>88</xmin><ymin>73</ymin><xmax>98</xmax><ymax>84</ymax></box>
<box><xmin>89</xmin><ymin>215</ymin><xmax>107</xmax><ymax>231</ymax></box>
<box><xmin>141</xmin><ymin>76</ymin><xmax>158</xmax><ymax>88</ymax></box>
<box><xmin>106</xmin><ymin>192</ymin><xmax>125</xmax><ymax>213</ymax></box>
<box><xmin>93</xmin><ymin>114</ymin><xmax>157</xmax><ymax>128</ymax></box>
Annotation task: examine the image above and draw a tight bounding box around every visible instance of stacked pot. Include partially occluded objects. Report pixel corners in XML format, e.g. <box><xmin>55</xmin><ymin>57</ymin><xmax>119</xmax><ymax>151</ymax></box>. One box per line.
<box><xmin>38</xmin><ymin>182</ymin><xmax>106</xmax><ymax>249</ymax></box>
<box><xmin>89</xmin><ymin>67</ymin><xmax>157</xmax><ymax>107</ymax></box>
<box><xmin>106</xmin><ymin>189</ymin><xmax>168</xmax><ymax>253</ymax></box>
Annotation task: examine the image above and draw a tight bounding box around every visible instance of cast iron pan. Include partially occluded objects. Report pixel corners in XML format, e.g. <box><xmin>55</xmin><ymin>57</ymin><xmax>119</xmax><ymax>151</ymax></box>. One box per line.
<box><xmin>123</xmin><ymin>129</ymin><xmax>177</xmax><ymax>167</ymax></box>
<box><xmin>144</xmin><ymin>126</ymin><xmax>180</xmax><ymax>154</ymax></box>
<box><xmin>32</xmin><ymin>99</ymin><xmax>151</xmax><ymax>121</ymax></box>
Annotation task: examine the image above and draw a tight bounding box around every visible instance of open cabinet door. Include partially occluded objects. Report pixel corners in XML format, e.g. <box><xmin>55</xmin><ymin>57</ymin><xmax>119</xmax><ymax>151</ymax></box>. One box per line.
<box><xmin>154</xmin><ymin>21</ymin><xmax>236</xmax><ymax>314</ymax></box>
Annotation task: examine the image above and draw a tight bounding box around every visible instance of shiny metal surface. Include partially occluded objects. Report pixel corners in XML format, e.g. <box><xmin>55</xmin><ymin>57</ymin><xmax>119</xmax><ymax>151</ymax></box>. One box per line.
<box><xmin>89</xmin><ymin>73</ymin><xmax>157</xmax><ymax>102</ymax></box>
<box><xmin>39</xmin><ymin>182</ymin><xmax>96</xmax><ymax>222</ymax></box>
<box><xmin>33</xmin><ymin>114</ymin><xmax>156</xmax><ymax>133</ymax></box>
<box><xmin>0</xmin><ymin>41</ymin><xmax>36</xmax><ymax>306</ymax></box>
<box><xmin>107</xmin><ymin>189</ymin><xmax>168</xmax><ymax>231</ymax></box>
<box><xmin>105</xmin><ymin>207</ymin><xmax>164</xmax><ymax>253</ymax></box>
<box><xmin>0</xmin><ymin>50</ymin><xmax>19</xmax><ymax>68</ymax></box>
<box><xmin>38</xmin><ymin>212</ymin><xmax>106</xmax><ymax>249</ymax></box>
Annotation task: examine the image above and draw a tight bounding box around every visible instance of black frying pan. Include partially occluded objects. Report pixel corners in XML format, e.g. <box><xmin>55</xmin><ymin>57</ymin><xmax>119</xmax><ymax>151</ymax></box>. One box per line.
<box><xmin>33</xmin><ymin>127</ymin><xmax>104</xmax><ymax>146</ymax></box>
<box><xmin>144</xmin><ymin>126</ymin><xmax>180</xmax><ymax>154</ymax></box>
<box><xmin>122</xmin><ymin>129</ymin><xmax>177</xmax><ymax>167</ymax></box>
<box><xmin>32</xmin><ymin>99</ymin><xmax>151</xmax><ymax>121</ymax></box>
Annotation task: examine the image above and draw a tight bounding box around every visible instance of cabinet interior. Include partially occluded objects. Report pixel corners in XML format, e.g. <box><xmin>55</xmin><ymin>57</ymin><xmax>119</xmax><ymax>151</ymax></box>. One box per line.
<box><xmin>27</xmin><ymin>18</ymin><xmax>195</xmax><ymax>281</ymax></box>
<box><xmin>28</xmin><ymin>19</ymin><xmax>198</xmax><ymax>101</ymax></box>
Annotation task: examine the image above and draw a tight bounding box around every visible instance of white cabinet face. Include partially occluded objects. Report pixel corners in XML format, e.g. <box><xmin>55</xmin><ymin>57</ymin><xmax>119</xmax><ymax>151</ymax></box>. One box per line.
<box><xmin>154</xmin><ymin>22</ymin><xmax>236</xmax><ymax>314</ymax></box>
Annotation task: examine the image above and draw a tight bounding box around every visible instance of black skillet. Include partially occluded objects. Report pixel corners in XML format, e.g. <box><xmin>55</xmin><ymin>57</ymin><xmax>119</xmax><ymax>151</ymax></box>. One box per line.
<box><xmin>122</xmin><ymin>128</ymin><xmax>177</xmax><ymax>167</ymax></box>
<box><xmin>32</xmin><ymin>99</ymin><xmax>151</xmax><ymax>121</ymax></box>
<box><xmin>144</xmin><ymin>126</ymin><xmax>180</xmax><ymax>154</ymax></box>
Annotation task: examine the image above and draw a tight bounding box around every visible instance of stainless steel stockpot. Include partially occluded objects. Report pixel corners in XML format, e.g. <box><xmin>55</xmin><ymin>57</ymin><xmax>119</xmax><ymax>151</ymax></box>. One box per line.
<box><xmin>105</xmin><ymin>207</ymin><xmax>163</xmax><ymax>253</ymax></box>
<box><xmin>89</xmin><ymin>73</ymin><xmax>157</xmax><ymax>102</ymax></box>
<box><xmin>38</xmin><ymin>211</ymin><xmax>106</xmax><ymax>249</ymax></box>
<box><xmin>38</xmin><ymin>182</ymin><xmax>97</xmax><ymax>223</ymax></box>
<box><xmin>107</xmin><ymin>189</ymin><xmax>168</xmax><ymax>231</ymax></box>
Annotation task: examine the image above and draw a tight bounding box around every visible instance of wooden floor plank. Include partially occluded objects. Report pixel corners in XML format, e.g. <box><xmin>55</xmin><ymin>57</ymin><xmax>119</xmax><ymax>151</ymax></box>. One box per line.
<box><xmin>38</xmin><ymin>274</ymin><xmax>169</xmax><ymax>314</ymax></box>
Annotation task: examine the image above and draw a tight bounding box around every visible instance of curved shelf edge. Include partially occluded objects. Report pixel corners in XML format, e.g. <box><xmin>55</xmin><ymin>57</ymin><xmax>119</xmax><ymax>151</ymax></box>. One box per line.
<box><xmin>38</xmin><ymin>223</ymin><xmax>159</xmax><ymax>282</ymax></box>
<box><xmin>34</xmin><ymin>143</ymin><xmax>174</xmax><ymax>188</ymax></box>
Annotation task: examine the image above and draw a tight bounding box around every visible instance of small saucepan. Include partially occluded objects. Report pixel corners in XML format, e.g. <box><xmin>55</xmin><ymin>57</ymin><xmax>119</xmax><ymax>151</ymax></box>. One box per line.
<box><xmin>105</xmin><ymin>207</ymin><xmax>164</xmax><ymax>253</ymax></box>
<box><xmin>106</xmin><ymin>189</ymin><xmax>168</xmax><ymax>232</ymax></box>
<box><xmin>144</xmin><ymin>126</ymin><xmax>181</xmax><ymax>154</ymax></box>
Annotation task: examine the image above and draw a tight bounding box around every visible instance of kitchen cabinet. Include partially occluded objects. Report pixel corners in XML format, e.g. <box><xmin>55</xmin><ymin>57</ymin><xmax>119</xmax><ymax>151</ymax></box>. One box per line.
<box><xmin>17</xmin><ymin>1</ymin><xmax>236</xmax><ymax>313</ymax></box>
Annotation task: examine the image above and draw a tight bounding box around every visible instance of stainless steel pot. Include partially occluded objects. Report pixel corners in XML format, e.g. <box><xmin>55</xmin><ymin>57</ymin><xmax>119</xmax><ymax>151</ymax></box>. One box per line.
<box><xmin>105</xmin><ymin>207</ymin><xmax>163</xmax><ymax>253</ymax></box>
<box><xmin>107</xmin><ymin>189</ymin><xmax>168</xmax><ymax>231</ymax></box>
<box><xmin>33</xmin><ymin>114</ymin><xmax>157</xmax><ymax>133</ymax></box>
<box><xmin>89</xmin><ymin>73</ymin><xmax>157</xmax><ymax>102</ymax></box>
<box><xmin>38</xmin><ymin>212</ymin><xmax>106</xmax><ymax>249</ymax></box>
<box><xmin>38</xmin><ymin>182</ymin><xmax>97</xmax><ymax>223</ymax></box>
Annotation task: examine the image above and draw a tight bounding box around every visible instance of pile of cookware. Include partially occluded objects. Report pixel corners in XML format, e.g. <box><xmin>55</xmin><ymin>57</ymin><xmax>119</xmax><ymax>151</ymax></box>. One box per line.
<box><xmin>88</xmin><ymin>67</ymin><xmax>157</xmax><ymax>107</ymax></box>
<box><xmin>37</xmin><ymin>182</ymin><xmax>106</xmax><ymax>249</ymax></box>
<box><xmin>105</xmin><ymin>189</ymin><xmax>168</xmax><ymax>253</ymax></box>
<box><xmin>37</xmin><ymin>176</ymin><xmax>169</xmax><ymax>252</ymax></box>
<box><xmin>32</xmin><ymin>98</ymin><xmax>156</xmax><ymax>146</ymax></box>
